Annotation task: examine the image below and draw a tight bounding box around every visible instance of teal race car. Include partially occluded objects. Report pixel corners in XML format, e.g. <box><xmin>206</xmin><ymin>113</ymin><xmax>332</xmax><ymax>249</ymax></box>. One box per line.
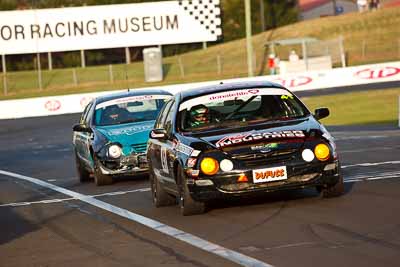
<box><xmin>72</xmin><ymin>89</ymin><xmax>172</xmax><ymax>186</ymax></box>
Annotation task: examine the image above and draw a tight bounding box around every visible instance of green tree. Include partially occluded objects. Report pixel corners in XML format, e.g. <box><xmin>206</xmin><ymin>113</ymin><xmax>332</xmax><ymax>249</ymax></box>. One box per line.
<box><xmin>221</xmin><ymin>0</ymin><xmax>298</xmax><ymax>42</ymax></box>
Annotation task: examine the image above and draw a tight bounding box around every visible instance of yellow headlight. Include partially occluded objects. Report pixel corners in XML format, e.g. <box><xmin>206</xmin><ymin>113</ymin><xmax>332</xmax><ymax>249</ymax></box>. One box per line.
<box><xmin>200</xmin><ymin>157</ymin><xmax>219</xmax><ymax>175</ymax></box>
<box><xmin>314</xmin><ymin>143</ymin><xmax>330</xmax><ymax>161</ymax></box>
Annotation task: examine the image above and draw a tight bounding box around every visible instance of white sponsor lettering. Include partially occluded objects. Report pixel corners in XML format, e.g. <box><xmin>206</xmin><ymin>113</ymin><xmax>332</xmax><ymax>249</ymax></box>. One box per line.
<box><xmin>216</xmin><ymin>130</ymin><xmax>305</xmax><ymax>148</ymax></box>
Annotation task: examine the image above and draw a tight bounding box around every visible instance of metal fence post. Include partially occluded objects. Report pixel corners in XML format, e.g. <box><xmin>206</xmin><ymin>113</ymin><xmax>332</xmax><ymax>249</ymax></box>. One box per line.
<box><xmin>125</xmin><ymin>47</ymin><xmax>131</xmax><ymax>64</ymax></box>
<box><xmin>398</xmin><ymin>39</ymin><xmax>400</xmax><ymax>59</ymax></box>
<box><xmin>1</xmin><ymin>54</ymin><xmax>7</xmax><ymax>95</ymax></box>
<box><xmin>81</xmin><ymin>50</ymin><xmax>86</xmax><ymax>68</ymax></box>
<box><xmin>37</xmin><ymin>53</ymin><xmax>43</xmax><ymax>91</ymax></box>
<box><xmin>302</xmin><ymin>40</ymin><xmax>308</xmax><ymax>70</ymax></box>
<box><xmin>48</xmin><ymin>52</ymin><xmax>52</xmax><ymax>70</ymax></box>
<box><xmin>109</xmin><ymin>65</ymin><xmax>114</xmax><ymax>83</ymax></box>
<box><xmin>362</xmin><ymin>40</ymin><xmax>366</xmax><ymax>60</ymax></box>
<box><xmin>178</xmin><ymin>56</ymin><xmax>185</xmax><ymax>78</ymax></box>
<box><xmin>72</xmin><ymin>69</ymin><xmax>78</xmax><ymax>86</ymax></box>
<box><xmin>253</xmin><ymin>50</ymin><xmax>257</xmax><ymax>72</ymax></box>
<box><xmin>339</xmin><ymin>35</ymin><xmax>346</xmax><ymax>67</ymax></box>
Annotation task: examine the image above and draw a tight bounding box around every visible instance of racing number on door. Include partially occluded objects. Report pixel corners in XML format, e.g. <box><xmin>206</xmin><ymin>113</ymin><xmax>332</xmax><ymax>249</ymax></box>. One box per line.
<box><xmin>161</xmin><ymin>147</ymin><xmax>169</xmax><ymax>174</ymax></box>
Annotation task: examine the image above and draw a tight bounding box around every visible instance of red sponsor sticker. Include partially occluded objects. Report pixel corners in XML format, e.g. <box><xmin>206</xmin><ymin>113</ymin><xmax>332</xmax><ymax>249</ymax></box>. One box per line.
<box><xmin>255</xmin><ymin>169</ymin><xmax>285</xmax><ymax>180</ymax></box>
<box><xmin>187</xmin><ymin>158</ymin><xmax>197</xmax><ymax>168</ymax></box>
<box><xmin>253</xmin><ymin>166</ymin><xmax>287</xmax><ymax>183</ymax></box>
<box><xmin>273</xmin><ymin>76</ymin><xmax>312</xmax><ymax>88</ymax></box>
<box><xmin>355</xmin><ymin>67</ymin><xmax>400</xmax><ymax>79</ymax></box>
<box><xmin>44</xmin><ymin>100</ymin><xmax>61</xmax><ymax>112</ymax></box>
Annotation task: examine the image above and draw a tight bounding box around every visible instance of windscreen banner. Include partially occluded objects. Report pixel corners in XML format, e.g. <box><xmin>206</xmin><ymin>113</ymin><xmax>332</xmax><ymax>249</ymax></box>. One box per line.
<box><xmin>0</xmin><ymin>1</ymin><xmax>222</xmax><ymax>55</ymax></box>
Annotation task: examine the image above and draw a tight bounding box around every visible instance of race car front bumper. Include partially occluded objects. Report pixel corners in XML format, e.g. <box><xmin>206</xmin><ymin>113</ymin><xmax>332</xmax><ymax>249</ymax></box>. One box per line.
<box><xmin>187</xmin><ymin>160</ymin><xmax>341</xmax><ymax>202</ymax></box>
<box><xmin>97</xmin><ymin>153</ymin><xmax>149</xmax><ymax>176</ymax></box>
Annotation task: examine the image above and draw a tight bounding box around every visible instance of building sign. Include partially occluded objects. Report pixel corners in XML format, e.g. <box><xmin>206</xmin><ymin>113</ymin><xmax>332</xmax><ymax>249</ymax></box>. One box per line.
<box><xmin>0</xmin><ymin>0</ymin><xmax>222</xmax><ymax>55</ymax></box>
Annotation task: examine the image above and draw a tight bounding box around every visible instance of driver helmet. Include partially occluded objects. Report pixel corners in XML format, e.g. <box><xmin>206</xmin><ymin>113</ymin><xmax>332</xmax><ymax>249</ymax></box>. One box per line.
<box><xmin>189</xmin><ymin>104</ymin><xmax>210</xmax><ymax>127</ymax></box>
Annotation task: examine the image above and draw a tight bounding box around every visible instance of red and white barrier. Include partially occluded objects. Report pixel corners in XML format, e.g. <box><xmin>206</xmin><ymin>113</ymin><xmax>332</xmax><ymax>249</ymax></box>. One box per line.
<box><xmin>0</xmin><ymin>61</ymin><xmax>399</xmax><ymax>120</ymax></box>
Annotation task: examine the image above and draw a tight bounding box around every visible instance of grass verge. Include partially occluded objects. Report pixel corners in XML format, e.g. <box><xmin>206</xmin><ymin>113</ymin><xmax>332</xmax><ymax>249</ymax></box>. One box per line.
<box><xmin>301</xmin><ymin>87</ymin><xmax>400</xmax><ymax>126</ymax></box>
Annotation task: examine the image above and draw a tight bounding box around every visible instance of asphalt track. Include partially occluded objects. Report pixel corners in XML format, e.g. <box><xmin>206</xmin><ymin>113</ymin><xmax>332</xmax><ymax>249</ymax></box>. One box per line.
<box><xmin>1</xmin><ymin>96</ymin><xmax>400</xmax><ymax>266</ymax></box>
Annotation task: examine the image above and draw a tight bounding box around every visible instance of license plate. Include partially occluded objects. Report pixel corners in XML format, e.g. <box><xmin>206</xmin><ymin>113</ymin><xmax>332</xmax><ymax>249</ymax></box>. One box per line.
<box><xmin>252</xmin><ymin>166</ymin><xmax>287</xmax><ymax>183</ymax></box>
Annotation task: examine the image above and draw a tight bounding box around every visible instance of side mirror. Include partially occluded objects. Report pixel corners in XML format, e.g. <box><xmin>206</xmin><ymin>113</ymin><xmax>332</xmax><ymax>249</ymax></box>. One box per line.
<box><xmin>149</xmin><ymin>128</ymin><xmax>167</xmax><ymax>140</ymax></box>
<box><xmin>314</xmin><ymin>108</ymin><xmax>330</xmax><ymax>120</ymax></box>
<box><xmin>73</xmin><ymin>124</ymin><xmax>92</xmax><ymax>133</ymax></box>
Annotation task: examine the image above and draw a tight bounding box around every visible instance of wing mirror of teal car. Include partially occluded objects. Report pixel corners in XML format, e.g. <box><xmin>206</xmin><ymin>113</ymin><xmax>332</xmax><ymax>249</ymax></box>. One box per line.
<box><xmin>314</xmin><ymin>108</ymin><xmax>330</xmax><ymax>120</ymax></box>
<box><xmin>149</xmin><ymin>128</ymin><xmax>168</xmax><ymax>140</ymax></box>
<box><xmin>73</xmin><ymin>124</ymin><xmax>93</xmax><ymax>133</ymax></box>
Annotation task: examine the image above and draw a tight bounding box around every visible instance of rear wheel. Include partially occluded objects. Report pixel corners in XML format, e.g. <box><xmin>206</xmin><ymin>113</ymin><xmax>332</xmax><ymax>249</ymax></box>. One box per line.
<box><xmin>74</xmin><ymin>151</ymin><xmax>91</xmax><ymax>182</ymax></box>
<box><xmin>322</xmin><ymin>175</ymin><xmax>344</xmax><ymax>198</ymax></box>
<box><xmin>149</xmin><ymin>169</ymin><xmax>176</xmax><ymax>207</ymax></box>
<box><xmin>93</xmin><ymin>158</ymin><xmax>113</xmax><ymax>186</ymax></box>
<box><xmin>178</xmin><ymin>166</ymin><xmax>205</xmax><ymax>216</ymax></box>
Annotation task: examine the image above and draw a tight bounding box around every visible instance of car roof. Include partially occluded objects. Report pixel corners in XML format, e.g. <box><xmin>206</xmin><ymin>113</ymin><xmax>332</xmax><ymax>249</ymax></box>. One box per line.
<box><xmin>95</xmin><ymin>88</ymin><xmax>172</xmax><ymax>105</ymax></box>
<box><xmin>178</xmin><ymin>80</ymin><xmax>287</xmax><ymax>100</ymax></box>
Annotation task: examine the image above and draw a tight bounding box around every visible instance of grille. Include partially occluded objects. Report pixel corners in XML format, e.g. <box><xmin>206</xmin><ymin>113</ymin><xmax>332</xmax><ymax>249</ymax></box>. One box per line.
<box><xmin>232</xmin><ymin>149</ymin><xmax>298</xmax><ymax>167</ymax></box>
<box><xmin>131</xmin><ymin>143</ymin><xmax>147</xmax><ymax>153</ymax></box>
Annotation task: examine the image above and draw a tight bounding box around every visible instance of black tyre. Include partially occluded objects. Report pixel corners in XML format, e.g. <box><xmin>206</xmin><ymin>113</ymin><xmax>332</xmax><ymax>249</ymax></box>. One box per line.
<box><xmin>74</xmin><ymin>151</ymin><xmax>91</xmax><ymax>182</ymax></box>
<box><xmin>177</xmin><ymin>166</ymin><xmax>205</xmax><ymax>216</ymax></box>
<box><xmin>322</xmin><ymin>175</ymin><xmax>344</xmax><ymax>198</ymax></box>
<box><xmin>149</xmin><ymin>169</ymin><xmax>176</xmax><ymax>207</ymax></box>
<box><xmin>93</xmin><ymin>159</ymin><xmax>113</xmax><ymax>186</ymax></box>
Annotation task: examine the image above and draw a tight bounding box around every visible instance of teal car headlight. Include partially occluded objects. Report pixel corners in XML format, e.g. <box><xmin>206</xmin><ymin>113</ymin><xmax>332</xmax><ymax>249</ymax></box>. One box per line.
<box><xmin>108</xmin><ymin>144</ymin><xmax>122</xmax><ymax>159</ymax></box>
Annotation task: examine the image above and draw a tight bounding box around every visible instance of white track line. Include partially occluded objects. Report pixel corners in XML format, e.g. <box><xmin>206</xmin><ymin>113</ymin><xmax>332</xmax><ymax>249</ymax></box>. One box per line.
<box><xmin>344</xmin><ymin>173</ymin><xmax>400</xmax><ymax>183</ymax></box>
<box><xmin>342</xmin><ymin>161</ymin><xmax>400</xmax><ymax>169</ymax></box>
<box><xmin>0</xmin><ymin>169</ymin><xmax>273</xmax><ymax>267</ymax></box>
<box><xmin>0</xmin><ymin>188</ymin><xmax>150</xmax><ymax>207</ymax></box>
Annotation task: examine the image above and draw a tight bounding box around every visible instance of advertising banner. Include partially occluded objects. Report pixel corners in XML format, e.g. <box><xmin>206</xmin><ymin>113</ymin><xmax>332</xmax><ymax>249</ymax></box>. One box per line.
<box><xmin>0</xmin><ymin>1</ymin><xmax>222</xmax><ymax>55</ymax></box>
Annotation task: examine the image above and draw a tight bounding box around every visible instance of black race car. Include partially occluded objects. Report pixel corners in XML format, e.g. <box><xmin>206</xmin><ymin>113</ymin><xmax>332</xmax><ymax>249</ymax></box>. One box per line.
<box><xmin>147</xmin><ymin>81</ymin><xmax>344</xmax><ymax>215</ymax></box>
<box><xmin>72</xmin><ymin>89</ymin><xmax>172</xmax><ymax>186</ymax></box>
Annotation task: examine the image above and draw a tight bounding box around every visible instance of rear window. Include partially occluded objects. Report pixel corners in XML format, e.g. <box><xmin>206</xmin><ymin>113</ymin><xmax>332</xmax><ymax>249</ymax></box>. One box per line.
<box><xmin>178</xmin><ymin>88</ymin><xmax>308</xmax><ymax>132</ymax></box>
<box><xmin>95</xmin><ymin>95</ymin><xmax>170</xmax><ymax>126</ymax></box>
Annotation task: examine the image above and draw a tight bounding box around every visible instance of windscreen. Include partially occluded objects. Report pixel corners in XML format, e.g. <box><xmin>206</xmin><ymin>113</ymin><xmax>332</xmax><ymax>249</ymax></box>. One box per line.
<box><xmin>94</xmin><ymin>95</ymin><xmax>170</xmax><ymax>126</ymax></box>
<box><xmin>178</xmin><ymin>88</ymin><xmax>308</xmax><ymax>132</ymax></box>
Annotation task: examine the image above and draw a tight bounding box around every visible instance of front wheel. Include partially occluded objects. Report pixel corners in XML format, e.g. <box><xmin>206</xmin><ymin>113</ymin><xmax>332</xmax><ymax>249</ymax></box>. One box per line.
<box><xmin>93</xmin><ymin>159</ymin><xmax>113</xmax><ymax>186</ymax></box>
<box><xmin>149</xmin><ymin>169</ymin><xmax>176</xmax><ymax>207</ymax></box>
<box><xmin>322</xmin><ymin>175</ymin><xmax>344</xmax><ymax>198</ymax></box>
<box><xmin>178</xmin><ymin>166</ymin><xmax>205</xmax><ymax>216</ymax></box>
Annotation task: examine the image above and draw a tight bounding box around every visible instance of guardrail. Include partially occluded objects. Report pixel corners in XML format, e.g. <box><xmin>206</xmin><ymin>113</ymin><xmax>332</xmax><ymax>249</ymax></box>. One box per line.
<box><xmin>0</xmin><ymin>61</ymin><xmax>399</xmax><ymax>120</ymax></box>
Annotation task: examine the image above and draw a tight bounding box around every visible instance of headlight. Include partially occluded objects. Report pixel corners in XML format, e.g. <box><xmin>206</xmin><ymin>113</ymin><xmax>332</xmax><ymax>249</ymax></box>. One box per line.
<box><xmin>220</xmin><ymin>159</ymin><xmax>234</xmax><ymax>172</ymax></box>
<box><xmin>108</xmin><ymin>145</ymin><xmax>122</xmax><ymax>158</ymax></box>
<box><xmin>301</xmin><ymin>149</ymin><xmax>315</xmax><ymax>162</ymax></box>
<box><xmin>314</xmin><ymin>143</ymin><xmax>330</xmax><ymax>161</ymax></box>
<box><xmin>200</xmin><ymin>157</ymin><xmax>219</xmax><ymax>175</ymax></box>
